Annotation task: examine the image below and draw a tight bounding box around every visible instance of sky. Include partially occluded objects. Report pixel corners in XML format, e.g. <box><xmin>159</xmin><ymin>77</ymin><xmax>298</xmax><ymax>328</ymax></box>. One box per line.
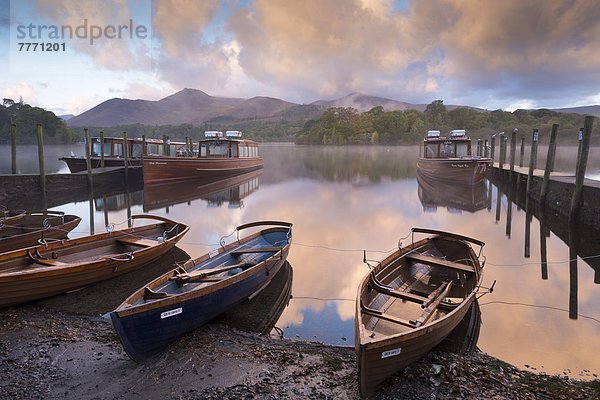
<box><xmin>1</xmin><ymin>0</ymin><xmax>600</xmax><ymax>116</ymax></box>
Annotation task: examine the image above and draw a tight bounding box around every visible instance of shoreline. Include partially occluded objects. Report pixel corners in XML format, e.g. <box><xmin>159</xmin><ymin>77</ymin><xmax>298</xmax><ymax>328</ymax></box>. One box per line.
<box><xmin>1</xmin><ymin>304</ymin><xmax>598</xmax><ymax>400</ymax></box>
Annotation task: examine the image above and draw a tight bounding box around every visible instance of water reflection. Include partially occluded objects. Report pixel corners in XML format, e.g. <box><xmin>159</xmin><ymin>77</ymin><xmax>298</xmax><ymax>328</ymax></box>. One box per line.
<box><xmin>416</xmin><ymin>170</ymin><xmax>489</xmax><ymax>213</ymax></box>
<box><xmin>214</xmin><ymin>261</ymin><xmax>293</xmax><ymax>334</ymax></box>
<box><xmin>143</xmin><ymin>169</ymin><xmax>262</xmax><ymax>212</ymax></box>
<box><xmin>5</xmin><ymin>144</ymin><xmax>599</xmax><ymax>379</ymax></box>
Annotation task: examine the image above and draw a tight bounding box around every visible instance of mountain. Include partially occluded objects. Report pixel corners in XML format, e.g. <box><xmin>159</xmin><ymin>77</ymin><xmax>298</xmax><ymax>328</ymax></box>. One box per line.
<box><xmin>550</xmin><ymin>105</ymin><xmax>600</xmax><ymax>118</ymax></box>
<box><xmin>58</xmin><ymin>114</ymin><xmax>75</xmax><ymax>121</ymax></box>
<box><xmin>312</xmin><ymin>92</ymin><xmax>421</xmax><ymax>112</ymax></box>
<box><xmin>211</xmin><ymin>96</ymin><xmax>297</xmax><ymax>120</ymax></box>
<box><xmin>67</xmin><ymin>88</ymin><xmax>245</xmax><ymax>127</ymax></box>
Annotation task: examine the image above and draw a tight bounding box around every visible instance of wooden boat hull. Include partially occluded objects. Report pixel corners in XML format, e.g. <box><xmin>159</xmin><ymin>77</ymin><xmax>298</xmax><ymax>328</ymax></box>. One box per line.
<box><xmin>142</xmin><ymin>156</ymin><xmax>264</xmax><ymax>184</ymax></box>
<box><xmin>416</xmin><ymin>170</ymin><xmax>488</xmax><ymax>213</ymax></box>
<box><xmin>0</xmin><ymin>211</ymin><xmax>81</xmax><ymax>253</ymax></box>
<box><xmin>356</xmin><ymin>228</ymin><xmax>484</xmax><ymax>396</ymax></box>
<box><xmin>416</xmin><ymin>157</ymin><xmax>490</xmax><ymax>185</ymax></box>
<box><xmin>110</xmin><ymin>221</ymin><xmax>292</xmax><ymax>363</ymax></box>
<box><xmin>0</xmin><ymin>215</ymin><xmax>189</xmax><ymax>307</ymax></box>
<box><xmin>60</xmin><ymin>156</ymin><xmax>141</xmax><ymax>173</ymax></box>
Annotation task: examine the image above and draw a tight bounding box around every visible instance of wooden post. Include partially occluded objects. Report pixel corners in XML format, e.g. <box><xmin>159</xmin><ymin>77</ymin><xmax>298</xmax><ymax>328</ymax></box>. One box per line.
<box><xmin>505</xmin><ymin>198</ymin><xmax>512</xmax><ymax>238</ymax></box>
<box><xmin>123</xmin><ymin>131</ymin><xmax>129</xmax><ymax>184</ymax></box>
<box><xmin>498</xmin><ymin>133</ymin><xmax>505</xmax><ymax>169</ymax></box>
<box><xmin>539</xmin><ymin>124</ymin><xmax>559</xmax><ymax>206</ymax></box>
<box><xmin>477</xmin><ymin>139</ymin><xmax>482</xmax><ymax>156</ymax></box>
<box><xmin>84</xmin><ymin>128</ymin><xmax>93</xmax><ymax>188</ymax></box>
<box><xmin>575</xmin><ymin>127</ymin><xmax>583</xmax><ymax>174</ymax></box>
<box><xmin>526</xmin><ymin>129</ymin><xmax>539</xmax><ymax>195</ymax></box>
<box><xmin>569</xmin><ymin>116</ymin><xmax>593</xmax><ymax>224</ymax></box>
<box><xmin>100</xmin><ymin>131</ymin><xmax>105</xmax><ymax>168</ymax></box>
<box><xmin>519</xmin><ymin>137</ymin><xmax>525</xmax><ymax>167</ymax></box>
<box><xmin>103</xmin><ymin>195</ymin><xmax>109</xmax><ymax>229</ymax></box>
<box><xmin>36</xmin><ymin>124</ymin><xmax>47</xmax><ymax>210</ymax></box>
<box><xmin>539</xmin><ymin>211</ymin><xmax>548</xmax><ymax>280</ymax></box>
<box><xmin>524</xmin><ymin>209</ymin><xmax>531</xmax><ymax>258</ymax></box>
<box><xmin>484</xmin><ymin>139</ymin><xmax>489</xmax><ymax>158</ymax></box>
<box><xmin>495</xmin><ymin>185</ymin><xmax>502</xmax><ymax>222</ymax></box>
<box><xmin>568</xmin><ymin>228</ymin><xmax>579</xmax><ymax>319</ymax></box>
<box><xmin>142</xmin><ymin>134</ymin><xmax>147</xmax><ymax>158</ymax></box>
<box><xmin>10</xmin><ymin>124</ymin><xmax>17</xmax><ymax>174</ymax></box>
<box><xmin>509</xmin><ymin>129</ymin><xmax>517</xmax><ymax>190</ymax></box>
<box><xmin>490</xmin><ymin>135</ymin><xmax>496</xmax><ymax>164</ymax></box>
<box><xmin>166</xmin><ymin>135</ymin><xmax>171</xmax><ymax>156</ymax></box>
<box><xmin>162</xmin><ymin>135</ymin><xmax>168</xmax><ymax>155</ymax></box>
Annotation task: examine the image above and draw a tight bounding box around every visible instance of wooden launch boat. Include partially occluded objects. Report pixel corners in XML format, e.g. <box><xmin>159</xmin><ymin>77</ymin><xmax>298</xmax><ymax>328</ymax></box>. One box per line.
<box><xmin>60</xmin><ymin>136</ymin><xmax>188</xmax><ymax>173</ymax></box>
<box><xmin>0</xmin><ymin>215</ymin><xmax>189</xmax><ymax>308</ymax></box>
<box><xmin>416</xmin><ymin>130</ymin><xmax>491</xmax><ymax>185</ymax></box>
<box><xmin>356</xmin><ymin>228</ymin><xmax>485</xmax><ymax>397</ymax></box>
<box><xmin>0</xmin><ymin>211</ymin><xmax>81</xmax><ymax>253</ymax></box>
<box><xmin>142</xmin><ymin>131</ymin><xmax>264</xmax><ymax>184</ymax></box>
<box><xmin>110</xmin><ymin>221</ymin><xmax>292</xmax><ymax>363</ymax></box>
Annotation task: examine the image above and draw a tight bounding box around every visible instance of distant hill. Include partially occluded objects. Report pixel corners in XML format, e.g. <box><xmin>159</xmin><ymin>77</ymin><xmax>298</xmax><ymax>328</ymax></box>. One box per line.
<box><xmin>312</xmin><ymin>92</ymin><xmax>420</xmax><ymax>112</ymax></box>
<box><xmin>68</xmin><ymin>88</ymin><xmax>245</xmax><ymax>127</ymax></box>
<box><xmin>58</xmin><ymin>114</ymin><xmax>75</xmax><ymax>121</ymax></box>
<box><xmin>311</xmin><ymin>92</ymin><xmax>485</xmax><ymax>113</ymax></box>
<box><xmin>67</xmin><ymin>87</ymin><xmax>595</xmax><ymax>128</ymax></box>
<box><xmin>550</xmin><ymin>105</ymin><xmax>600</xmax><ymax>118</ymax></box>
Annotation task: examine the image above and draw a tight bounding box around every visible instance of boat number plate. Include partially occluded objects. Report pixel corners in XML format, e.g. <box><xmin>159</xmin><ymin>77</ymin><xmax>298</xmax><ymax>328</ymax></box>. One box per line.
<box><xmin>209</xmin><ymin>249</ymin><xmax>219</xmax><ymax>258</ymax></box>
<box><xmin>161</xmin><ymin>307</ymin><xmax>182</xmax><ymax>319</ymax></box>
<box><xmin>381</xmin><ymin>348</ymin><xmax>402</xmax><ymax>359</ymax></box>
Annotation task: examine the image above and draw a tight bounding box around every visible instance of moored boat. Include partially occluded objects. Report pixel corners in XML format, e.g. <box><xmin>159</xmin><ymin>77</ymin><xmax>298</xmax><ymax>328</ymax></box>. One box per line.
<box><xmin>142</xmin><ymin>130</ymin><xmax>264</xmax><ymax>184</ymax></box>
<box><xmin>0</xmin><ymin>214</ymin><xmax>189</xmax><ymax>307</ymax></box>
<box><xmin>356</xmin><ymin>228</ymin><xmax>485</xmax><ymax>397</ymax></box>
<box><xmin>416</xmin><ymin>130</ymin><xmax>491</xmax><ymax>185</ymax></box>
<box><xmin>60</xmin><ymin>136</ymin><xmax>189</xmax><ymax>173</ymax></box>
<box><xmin>417</xmin><ymin>170</ymin><xmax>488</xmax><ymax>213</ymax></box>
<box><xmin>0</xmin><ymin>210</ymin><xmax>81</xmax><ymax>253</ymax></box>
<box><xmin>110</xmin><ymin>220</ymin><xmax>292</xmax><ymax>363</ymax></box>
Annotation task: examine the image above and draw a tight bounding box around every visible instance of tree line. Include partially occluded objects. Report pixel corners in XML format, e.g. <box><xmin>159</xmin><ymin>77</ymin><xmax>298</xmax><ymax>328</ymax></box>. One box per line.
<box><xmin>294</xmin><ymin>100</ymin><xmax>597</xmax><ymax>145</ymax></box>
<box><xmin>0</xmin><ymin>99</ymin><xmax>74</xmax><ymax>144</ymax></box>
<box><xmin>2</xmin><ymin>98</ymin><xmax>597</xmax><ymax>146</ymax></box>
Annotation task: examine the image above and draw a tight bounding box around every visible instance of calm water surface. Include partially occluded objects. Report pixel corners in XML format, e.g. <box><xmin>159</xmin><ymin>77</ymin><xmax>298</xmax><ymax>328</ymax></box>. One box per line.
<box><xmin>1</xmin><ymin>143</ymin><xmax>599</xmax><ymax>379</ymax></box>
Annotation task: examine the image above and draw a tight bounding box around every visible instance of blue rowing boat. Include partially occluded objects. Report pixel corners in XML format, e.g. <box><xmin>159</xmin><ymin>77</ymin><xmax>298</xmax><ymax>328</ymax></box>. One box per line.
<box><xmin>110</xmin><ymin>221</ymin><xmax>292</xmax><ymax>363</ymax></box>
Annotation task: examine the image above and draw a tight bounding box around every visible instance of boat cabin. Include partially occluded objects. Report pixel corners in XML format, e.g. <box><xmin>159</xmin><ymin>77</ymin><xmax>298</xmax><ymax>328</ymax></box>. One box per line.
<box><xmin>198</xmin><ymin>131</ymin><xmax>260</xmax><ymax>159</ymax></box>
<box><xmin>422</xmin><ymin>129</ymin><xmax>472</xmax><ymax>159</ymax></box>
<box><xmin>89</xmin><ymin>137</ymin><xmax>188</xmax><ymax>158</ymax></box>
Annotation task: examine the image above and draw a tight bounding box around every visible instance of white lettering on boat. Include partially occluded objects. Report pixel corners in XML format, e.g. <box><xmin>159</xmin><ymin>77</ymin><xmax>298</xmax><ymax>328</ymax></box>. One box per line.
<box><xmin>208</xmin><ymin>249</ymin><xmax>219</xmax><ymax>258</ymax></box>
<box><xmin>381</xmin><ymin>348</ymin><xmax>402</xmax><ymax>359</ymax></box>
<box><xmin>160</xmin><ymin>307</ymin><xmax>182</xmax><ymax>319</ymax></box>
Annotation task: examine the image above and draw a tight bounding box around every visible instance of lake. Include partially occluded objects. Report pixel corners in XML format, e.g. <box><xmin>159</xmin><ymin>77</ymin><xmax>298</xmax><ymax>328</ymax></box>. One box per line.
<box><xmin>1</xmin><ymin>143</ymin><xmax>599</xmax><ymax>380</ymax></box>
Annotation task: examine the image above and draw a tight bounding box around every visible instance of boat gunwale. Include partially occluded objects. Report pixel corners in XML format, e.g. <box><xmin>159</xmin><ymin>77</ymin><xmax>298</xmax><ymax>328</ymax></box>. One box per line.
<box><xmin>113</xmin><ymin>225</ymin><xmax>292</xmax><ymax>316</ymax></box>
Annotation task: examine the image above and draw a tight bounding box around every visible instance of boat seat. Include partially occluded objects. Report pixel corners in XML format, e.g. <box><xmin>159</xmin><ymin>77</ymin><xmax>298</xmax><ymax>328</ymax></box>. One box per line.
<box><xmin>116</xmin><ymin>237</ymin><xmax>157</xmax><ymax>248</ymax></box>
<box><xmin>406</xmin><ymin>253</ymin><xmax>475</xmax><ymax>273</ymax></box>
<box><xmin>360</xmin><ymin>300</ymin><xmax>416</xmax><ymax>328</ymax></box>
<box><xmin>369</xmin><ymin>273</ymin><xmax>455</xmax><ymax>311</ymax></box>
<box><xmin>230</xmin><ymin>246</ymin><xmax>282</xmax><ymax>256</ymax></box>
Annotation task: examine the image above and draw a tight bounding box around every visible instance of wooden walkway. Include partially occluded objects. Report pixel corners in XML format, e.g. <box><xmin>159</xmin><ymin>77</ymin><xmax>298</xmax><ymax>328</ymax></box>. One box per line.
<box><xmin>491</xmin><ymin>163</ymin><xmax>600</xmax><ymax>189</ymax></box>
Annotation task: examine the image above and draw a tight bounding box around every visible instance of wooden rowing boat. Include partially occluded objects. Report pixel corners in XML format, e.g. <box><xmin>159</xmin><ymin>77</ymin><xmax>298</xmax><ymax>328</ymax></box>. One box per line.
<box><xmin>0</xmin><ymin>215</ymin><xmax>189</xmax><ymax>308</ymax></box>
<box><xmin>356</xmin><ymin>228</ymin><xmax>485</xmax><ymax>397</ymax></box>
<box><xmin>110</xmin><ymin>221</ymin><xmax>293</xmax><ymax>363</ymax></box>
<box><xmin>0</xmin><ymin>211</ymin><xmax>81</xmax><ymax>253</ymax></box>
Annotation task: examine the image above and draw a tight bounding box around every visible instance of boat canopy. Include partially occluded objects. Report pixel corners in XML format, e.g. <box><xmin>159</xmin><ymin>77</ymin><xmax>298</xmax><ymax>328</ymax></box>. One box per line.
<box><xmin>204</xmin><ymin>131</ymin><xmax>224</xmax><ymax>138</ymax></box>
<box><xmin>450</xmin><ymin>129</ymin><xmax>466</xmax><ymax>137</ymax></box>
<box><xmin>427</xmin><ymin>130</ymin><xmax>441</xmax><ymax>137</ymax></box>
<box><xmin>225</xmin><ymin>130</ymin><xmax>243</xmax><ymax>138</ymax></box>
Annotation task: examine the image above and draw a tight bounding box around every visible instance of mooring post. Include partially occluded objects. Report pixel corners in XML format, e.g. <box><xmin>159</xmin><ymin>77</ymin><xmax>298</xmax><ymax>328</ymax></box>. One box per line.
<box><xmin>524</xmin><ymin>209</ymin><xmax>531</xmax><ymax>258</ymax></box>
<box><xmin>36</xmin><ymin>124</ymin><xmax>47</xmax><ymax>210</ymax></box>
<box><xmin>498</xmin><ymin>133</ymin><xmax>505</xmax><ymax>170</ymax></box>
<box><xmin>123</xmin><ymin>131</ymin><xmax>129</xmax><ymax>185</ymax></box>
<box><xmin>100</xmin><ymin>131</ymin><xmax>105</xmax><ymax>168</ymax></box>
<box><xmin>539</xmin><ymin>124</ymin><xmax>559</xmax><ymax>206</ymax></box>
<box><xmin>505</xmin><ymin>198</ymin><xmax>512</xmax><ymax>238</ymax></box>
<box><xmin>569</xmin><ymin>116</ymin><xmax>594</xmax><ymax>224</ymax></box>
<box><xmin>84</xmin><ymin>128</ymin><xmax>93</xmax><ymax>188</ymax></box>
<box><xmin>519</xmin><ymin>137</ymin><xmax>525</xmax><ymax>167</ymax></box>
<box><xmin>490</xmin><ymin>135</ymin><xmax>496</xmax><ymax>165</ymax></box>
<box><xmin>568</xmin><ymin>227</ymin><xmax>579</xmax><ymax>320</ymax></box>
<box><xmin>142</xmin><ymin>134</ymin><xmax>146</xmax><ymax>160</ymax></box>
<box><xmin>477</xmin><ymin>139</ymin><xmax>482</xmax><ymax>156</ymax></box>
<box><xmin>10</xmin><ymin>123</ymin><xmax>17</xmax><ymax>174</ymax></box>
<box><xmin>575</xmin><ymin>127</ymin><xmax>583</xmax><ymax>173</ymax></box>
<box><xmin>484</xmin><ymin>139</ymin><xmax>489</xmax><ymax>158</ymax></box>
<box><xmin>162</xmin><ymin>135</ymin><xmax>168</xmax><ymax>155</ymax></box>
<box><xmin>509</xmin><ymin>129</ymin><xmax>517</xmax><ymax>190</ymax></box>
<box><xmin>526</xmin><ymin>129</ymin><xmax>539</xmax><ymax>195</ymax></box>
<box><xmin>166</xmin><ymin>135</ymin><xmax>171</xmax><ymax>156</ymax></box>
<box><xmin>495</xmin><ymin>185</ymin><xmax>502</xmax><ymax>222</ymax></box>
<box><xmin>539</xmin><ymin>211</ymin><xmax>548</xmax><ymax>280</ymax></box>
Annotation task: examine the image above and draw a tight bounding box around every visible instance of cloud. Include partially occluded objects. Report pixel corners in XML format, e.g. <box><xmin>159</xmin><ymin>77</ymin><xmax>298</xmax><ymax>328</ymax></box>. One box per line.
<box><xmin>1</xmin><ymin>82</ymin><xmax>37</xmax><ymax>104</ymax></box>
